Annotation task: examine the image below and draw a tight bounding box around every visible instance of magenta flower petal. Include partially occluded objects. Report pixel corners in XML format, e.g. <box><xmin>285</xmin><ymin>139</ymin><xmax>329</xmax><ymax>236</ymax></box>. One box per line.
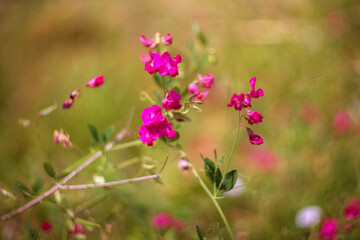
<box><xmin>247</xmin><ymin>128</ymin><xmax>264</xmax><ymax>145</ymax></box>
<box><xmin>247</xmin><ymin>109</ymin><xmax>264</xmax><ymax>125</ymax></box>
<box><xmin>152</xmin><ymin>213</ymin><xmax>173</xmax><ymax>229</ymax></box>
<box><xmin>41</xmin><ymin>221</ymin><xmax>52</xmax><ymax>232</ymax></box>
<box><xmin>249</xmin><ymin>77</ymin><xmax>263</xmax><ymax>98</ymax></box>
<box><xmin>192</xmin><ymin>91</ymin><xmax>208</xmax><ymax>102</ymax></box>
<box><xmin>140</xmin><ymin>35</ymin><xmax>155</xmax><ymax>48</ymax></box>
<box><xmin>188</xmin><ymin>82</ymin><xmax>200</xmax><ymax>95</ymax></box>
<box><xmin>319</xmin><ymin>218</ymin><xmax>338</xmax><ymax>240</ymax></box>
<box><xmin>197</xmin><ymin>73</ymin><xmax>214</xmax><ymax>88</ymax></box>
<box><xmin>86</xmin><ymin>75</ymin><xmax>105</xmax><ymax>88</ymax></box>
<box><xmin>162</xmin><ymin>90</ymin><xmax>182</xmax><ymax>110</ymax></box>
<box><xmin>344</xmin><ymin>198</ymin><xmax>360</xmax><ymax>221</ymax></box>
<box><xmin>63</xmin><ymin>99</ymin><xmax>73</xmax><ymax>109</ymax></box>
<box><xmin>162</xmin><ymin>33</ymin><xmax>173</xmax><ymax>45</ymax></box>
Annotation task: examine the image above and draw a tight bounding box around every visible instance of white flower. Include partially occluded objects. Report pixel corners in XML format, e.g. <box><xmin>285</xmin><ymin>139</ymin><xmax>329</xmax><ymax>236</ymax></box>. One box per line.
<box><xmin>295</xmin><ymin>205</ymin><xmax>322</xmax><ymax>228</ymax></box>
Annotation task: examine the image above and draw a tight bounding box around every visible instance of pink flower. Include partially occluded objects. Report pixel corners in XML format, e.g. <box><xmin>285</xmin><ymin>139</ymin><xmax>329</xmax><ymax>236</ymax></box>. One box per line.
<box><xmin>172</xmin><ymin>219</ymin><xmax>185</xmax><ymax>232</ymax></box>
<box><xmin>344</xmin><ymin>198</ymin><xmax>360</xmax><ymax>221</ymax></box>
<box><xmin>247</xmin><ymin>109</ymin><xmax>264</xmax><ymax>125</ymax></box>
<box><xmin>140</xmin><ymin>54</ymin><xmax>153</xmax><ymax>64</ymax></box>
<box><xmin>247</xmin><ymin>128</ymin><xmax>263</xmax><ymax>145</ymax></box>
<box><xmin>178</xmin><ymin>158</ymin><xmax>190</xmax><ymax>170</ymax></box>
<box><xmin>139</xmin><ymin>105</ymin><xmax>177</xmax><ymax>146</ymax></box>
<box><xmin>197</xmin><ymin>73</ymin><xmax>214</xmax><ymax>88</ymax></box>
<box><xmin>69</xmin><ymin>89</ymin><xmax>79</xmax><ymax>99</ymax></box>
<box><xmin>318</xmin><ymin>218</ymin><xmax>338</xmax><ymax>240</ymax></box>
<box><xmin>162</xmin><ymin>33</ymin><xmax>172</xmax><ymax>45</ymax></box>
<box><xmin>41</xmin><ymin>221</ymin><xmax>52</xmax><ymax>232</ymax></box>
<box><xmin>63</xmin><ymin>99</ymin><xmax>73</xmax><ymax>109</ymax></box>
<box><xmin>152</xmin><ymin>213</ymin><xmax>173</xmax><ymax>229</ymax></box>
<box><xmin>145</xmin><ymin>52</ymin><xmax>182</xmax><ymax>77</ymax></box>
<box><xmin>54</xmin><ymin>130</ymin><xmax>73</xmax><ymax>149</ymax></box>
<box><xmin>248</xmin><ymin>77</ymin><xmax>264</xmax><ymax>98</ymax></box>
<box><xmin>86</xmin><ymin>75</ymin><xmax>105</xmax><ymax>88</ymax></box>
<box><xmin>140</xmin><ymin>35</ymin><xmax>157</xmax><ymax>48</ymax></box>
<box><xmin>69</xmin><ymin>223</ymin><xmax>85</xmax><ymax>235</ymax></box>
<box><xmin>162</xmin><ymin>90</ymin><xmax>182</xmax><ymax>110</ymax></box>
<box><xmin>250</xmin><ymin>148</ymin><xmax>277</xmax><ymax>172</ymax></box>
<box><xmin>227</xmin><ymin>93</ymin><xmax>251</xmax><ymax>111</ymax></box>
<box><xmin>333</xmin><ymin>110</ymin><xmax>352</xmax><ymax>134</ymax></box>
<box><xmin>188</xmin><ymin>82</ymin><xmax>200</xmax><ymax>95</ymax></box>
<box><xmin>192</xmin><ymin>91</ymin><xmax>208</xmax><ymax>102</ymax></box>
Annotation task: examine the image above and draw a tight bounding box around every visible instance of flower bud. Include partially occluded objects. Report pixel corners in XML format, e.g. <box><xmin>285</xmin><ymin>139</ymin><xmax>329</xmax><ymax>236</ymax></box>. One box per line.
<box><xmin>178</xmin><ymin>158</ymin><xmax>189</xmax><ymax>170</ymax></box>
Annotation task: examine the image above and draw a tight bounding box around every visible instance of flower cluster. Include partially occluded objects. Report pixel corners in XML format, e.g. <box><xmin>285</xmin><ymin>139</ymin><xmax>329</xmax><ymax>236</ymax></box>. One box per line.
<box><xmin>141</xmin><ymin>51</ymin><xmax>182</xmax><ymax>77</ymax></box>
<box><xmin>63</xmin><ymin>75</ymin><xmax>105</xmax><ymax>109</ymax></box>
<box><xmin>317</xmin><ymin>197</ymin><xmax>360</xmax><ymax>239</ymax></box>
<box><xmin>228</xmin><ymin>77</ymin><xmax>264</xmax><ymax>145</ymax></box>
<box><xmin>188</xmin><ymin>73</ymin><xmax>214</xmax><ymax>103</ymax></box>
<box><xmin>152</xmin><ymin>212</ymin><xmax>184</xmax><ymax>232</ymax></box>
<box><xmin>138</xmin><ymin>105</ymin><xmax>177</xmax><ymax>146</ymax></box>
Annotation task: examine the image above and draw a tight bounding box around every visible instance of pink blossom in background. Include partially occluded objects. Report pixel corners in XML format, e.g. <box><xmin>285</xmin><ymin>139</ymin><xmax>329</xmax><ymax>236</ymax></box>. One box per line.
<box><xmin>188</xmin><ymin>82</ymin><xmax>200</xmax><ymax>95</ymax></box>
<box><xmin>247</xmin><ymin>109</ymin><xmax>264</xmax><ymax>125</ymax></box>
<box><xmin>172</xmin><ymin>219</ymin><xmax>184</xmax><ymax>232</ymax></box>
<box><xmin>140</xmin><ymin>51</ymin><xmax>154</xmax><ymax>64</ymax></box>
<box><xmin>86</xmin><ymin>75</ymin><xmax>105</xmax><ymax>88</ymax></box>
<box><xmin>40</xmin><ymin>221</ymin><xmax>52</xmax><ymax>232</ymax></box>
<box><xmin>162</xmin><ymin>33</ymin><xmax>172</xmax><ymax>45</ymax></box>
<box><xmin>145</xmin><ymin>51</ymin><xmax>182</xmax><ymax>77</ymax></box>
<box><xmin>343</xmin><ymin>198</ymin><xmax>360</xmax><ymax>221</ymax></box>
<box><xmin>192</xmin><ymin>91</ymin><xmax>208</xmax><ymax>102</ymax></box>
<box><xmin>227</xmin><ymin>93</ymin><xmax>251</xmax><ymax>111</ymax></box>
<box><xmin>139</xmin><ymin>105</ymin><xmax>177</xmax><ymax>146</ymax></box>
<box><xmin>62</xmin><ymin>99</ymin><xmax>73</xmax><ymax>109</ymax></box>
<box><xmin>140</xmin><ymin>35</ymin><xmax>156</xmax><ymax>48</ymax></box>
<box><xmin>247</xmin><ymin>128</ymin><xmax>263</xmax><ymax>145</ymax></box>
<box><xmin>197</xmin><ymin>73</ymin><xmax>214</xmax><ymax>88</ymax></box>
<box><xmin>178</xmin><ymin>158</ymin><xmax>190</xmax><ymax>170</ymax></box>
<box><xmin>69</xmin><ymin>223</ymin><xmax>84</xmax><ymax>235</ymax></box>
<box><xmin>250</xmin><ymin>148</ymin><xmax>277</xmax><ymax>172</ymax></box>
<box><xmin>69</xmin><ymin>89</ymin><xmax>79</xmax><ymax>100</ymax></box>
<box><xmin>248</xmin><ymin>77</ymin><xmax>264</xmax><ymax>98</ymax></box>
<box><xmin>332</xmin><ymin>110</ymin><xmax>352</xmax><ymax>134</ymax></box>
<box><xmin>54</xmin><ymin>129</ymin><xmax>73</xmax><ymax>149</ymax></box>
<box><xmin>162</xmin><ymin>90</ymin><xmax>182</xmax><ymax>110</ymax></box>
<box><xmin>152</xmin><ymin>212</ymin><xmax>184</xmax><ymax>232</ymax></box>
<box><xmin>301</xmin><ymin>101</ymin><xmax>319</xmax><ymax>125</ymax></box>
<box><xmin>318</xmin><ymin>218</ymin><xmax>338</xmax><ymax>240</ymax></box>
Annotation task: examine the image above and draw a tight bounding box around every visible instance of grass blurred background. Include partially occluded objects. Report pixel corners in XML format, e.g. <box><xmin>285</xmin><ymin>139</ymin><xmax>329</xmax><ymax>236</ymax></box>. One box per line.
<box><xmin>1</xmin><ymin>0</ymin><xmax>360</xmax><ymax>239</ymax></box>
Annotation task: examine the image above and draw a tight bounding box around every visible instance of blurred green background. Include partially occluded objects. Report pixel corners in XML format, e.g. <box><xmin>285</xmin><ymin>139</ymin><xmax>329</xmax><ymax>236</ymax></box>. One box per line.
<box><xmin>1</xmin><ymin>0</ymin><xmax>360</xmax><ymax>239</ymax></box>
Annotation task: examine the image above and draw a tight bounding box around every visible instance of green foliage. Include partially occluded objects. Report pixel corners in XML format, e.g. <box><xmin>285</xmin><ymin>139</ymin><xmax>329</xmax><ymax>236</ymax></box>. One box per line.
<box><xmin>102</xmin><ymin>125</ymin><xmax>115</xmax><ymax>142</ymax></box>
<box><xmin>43</xmin><ymin>162</ymin><xmax>57</xmax><ymax>179</ymax></box>
<box><xmin>87</xmin><ymin>123</ymin><xmax>99</xmax><ymax>143</ymax></box>
<box><xmin>220</xmin><ymin>170</ymin><xmax>238</xmax><ymax>192</ymax></box>
<box><xmin>26</xmin><ymin>225</ymin><xmax>39</xmax><ymax>240</ymax></box>
<box><xmin>196</xmin><ymin>224</ymin><xmax>206</xmax><ymax>240</ymax></box>
<box><xmin>32</xmin><ymin>176</ymin><xmax>43</xmax><ymax>194</ymax></box>
<box><xmin>15</xmin><ymin>181</ymin><xmax>32</xmax><ymax>199</ymax></box>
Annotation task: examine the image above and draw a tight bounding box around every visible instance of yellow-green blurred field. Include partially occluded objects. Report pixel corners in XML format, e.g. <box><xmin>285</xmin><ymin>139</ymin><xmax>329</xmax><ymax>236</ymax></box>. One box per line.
<box><xmin>1</xmin><ymin>0</ymin><xmax>360</xmax><ymax>239</ymax></box>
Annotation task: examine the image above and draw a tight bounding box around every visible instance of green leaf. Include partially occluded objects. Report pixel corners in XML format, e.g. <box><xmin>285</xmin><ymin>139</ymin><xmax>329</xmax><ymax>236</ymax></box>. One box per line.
<box><xmin>102</xmin><ymin>125</ymin><xmax>115</xmax><ymax>142</ymax></box>
<box><xmin>44</xmin><ymin>162</ymin><xmax>57</xmax><ymax>179</ymax></box>
<box><xmin>172</xmin><ymin>86</ymin><xmax>181</xmax><ymax>94</ymax></box>
<box><xmin>38</xmin><ymin>104</ymin><xmax>57</xmax><ymax>117</ymax></box>
<box><xmin>15</xmin><ymin>181</ymin><xmax>32</xmax><ymax>199</ymax></box>
<box><xmin>174</xmin><ymin>123</ymin><xmax>183</xmax><ymax>131</ymax></box>
<box><xmin>26</xmin><ymin>224</ymin><xmax>39</xmax><ymax>240</ymax></box>
<box><xmin>32</xmin><ymin>176</ymin><xmax>43</xmax><ymax>194</ymax></box>
<box><xmin>196</xmin><ymin>224</ymin><xmax>205</xmax><ymax>240</ymax></box>
<box><xmin>220</xmin><ymin>170</ymin><xmax>238</xmax><ymax>191</ymax></box>
<box><xmin>75</xmin><ymin>217</ymin><xmax>101</xmax><ymax>228</ymax></box>
<box><xmin>214</xmin><ymin>149</ymin><xmax>218</xmax><ymax>162</ymax></box>
<box><xmin>87</xmin><ymin>123</ymin><xmax>99</xmax><ymax>143</ymax></box>
<box><xmin>216</xmin><ymin>223</ymin><xmax>223</xmax><ymax>240</ymax></box>
<box><xmin>201</xmin><ymin>154</ymin><xmax>222</xmax><ymax>188</ymax></box>
<box><xmin>219</xmin><ymin>155</ymin><xmax>226</xmax><ymax>164</ymax></box>
<box><xmin>153</xmin><ymin>73</ymin><xmax>162</xmax><ymax>87</ymax></box>
<box><xmin>192</xmin><ymin>23</ymin><xmax>208</xmax><ymax>46</ymax></box>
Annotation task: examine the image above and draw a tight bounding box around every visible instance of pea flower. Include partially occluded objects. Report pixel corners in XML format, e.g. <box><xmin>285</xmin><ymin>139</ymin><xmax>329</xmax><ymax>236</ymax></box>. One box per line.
<box><xmin>54</xmin><ymin>129</ymin><xmax>73</xmax><ymax>149</ymax></box>
<box><xmin>318</xmin><ymin>218</ymin><xmax>338</xmax><ymax>240</ymax></box>
<box><xmin>162</xmin><ymin>33</ymin><xmax>172</xmax><ymax>45</ymax></box>
<box><xmin>140</xmin><ymin>33</ymin><xmax>159</xmax><ymax>48</ymax></box>
<box><xmin>188</xmin><ymin>82</ymin><xmax>200</xmax><ymax>95</ymax></box>
<box><xmin>246</xmin><ymin>128</ymin><xmax>263</xmax><ymax>145</ymax></box>
<box><xmin>197</xmin><ymin>73</ymin><xmax>214</xmax><ymax>88</ymax></box>
<box><xmin>144</xmin><ymin>51</ymin><xmax>182</xmax><ymax>77</ymax></box>
<box><xmin>192</xmin><ymin>91</ymin><xmax>208</xmax><ymax>102</ymax></box>
<box><xmin>178</xmin><ymin>158</ymin><xmax>190</xmax><ymax>170</ymax></box>
<box><xmin>63</xmin><ymin>99</ymin><xmax>73</xmax><ymax>109</ymax></box>
<box><xmin>227</xmin><ymin>93</ymin><xmax>251</xmax><ymax>111</ymax></box>
<box><xmin>86</xmin><ymin>75</ymin><xmax>105</xmax><ymax>88</ymax></box>
<box><xmin>333</xmin><ymin>110</ymin><xmax>352</xmax><ymax>134</ymax></box>
<box><xmin>69</xmin><ymin>89</ymin><xmax>79</xmax><ymax>99</ymax></box>
<box><xmin>343</xmin><ymin>198</ymin><xmax>360</xmax><ymax>221</ymax></box>
<box><xmin>139</xmin><ymin>105</ymin><xmax>177</xmax><ymax>146</ymax></box>
<box><xmin>152</xmin><ymin>212</ymin><xmax>184</xmax><ymax>232</ymax></box>
<box><xmin>140</xmin><ymin>51</ymin><xmax>153</xmax><ymax>64</ymax></box>
<box><xmin>162</xmin><ymin>90</ymin><xmax>182</xmax><ymax>111</ymax></box>
<box><xmin>248</xmin><ymin>77</ymin><xmax>264</xmax><ymax>98</ymax></box>
<box><xmin>295</xmin><ymin>206</ymin><xmax>322</xmax><ymax>228</ymax></box>
<box><xmin>69</xmin><ymin>223</ymin><xmax>85</xmax><ymax>236</ymax></box>
<box><xmin>40</xmin><ymin>220</ymin><xmax>52</xmax><ymax>232</ymax></box>
<box><xmin>247</xmin><ymin>109</ymin><xmax>264</xmax><ymax>125</ymax></box>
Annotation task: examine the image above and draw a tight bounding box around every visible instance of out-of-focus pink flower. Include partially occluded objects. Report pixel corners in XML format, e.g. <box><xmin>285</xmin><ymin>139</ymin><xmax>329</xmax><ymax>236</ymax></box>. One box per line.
<box><xmin>318</xmin><ymin>218</ymin><xmax>338</xmax><ymax>240</ymax></box>
<box><xmin>246</xmin><ymin>128</ymin><xmax>263</xmax><ymax>145</ymax></box>
<box><xmin>162</xmin><ymin>33</ymin><xmax>172</xmax><ymax>45</ymax></box>
<box><xmin>152</xmin><ymin>213</ymin><xmax>173</xmax><ymax>229</ymax></box>
<box><xmin>69</xmin><ymin>89</ymin><xmax>79</xmax><ymax>100</ymax></box>
<box><xmin>192</xmin><ymin>91</ymin><xmax>208</xmax><ymax>102</ymax></box>
<box><xmin>197</xmin><ymin>73</ymin><xmax>214</xmax><ymax>88</ymax></box>
<box><xmin>139</xmin><ymin>105</ymin><xmax>177</xmax><ymax>146</ymax></box>
<box><xmin>162</xmin><ymin>90</ymin><xmax>182</xmax><ymax>110</ymax></box>
<box><xmin>145</xmin><ymin>52</ymin><xmax>182</xmax><ymax>77</ymax></box>
<box><xmin>140</xmin><ymin>51</ymin><xmax>153</xmax><ymax>64</ymax></box>
<box><xmin>248</xmin><ymin>77</ymin><xmax>263</xmax><ymax>98</ymax></box>
<box><xmin>188</xmin><ymin>82</ymin><xmax>200</xmax><ymax>95</ymax></box>
<box><xmin>63</xmin><ymin>99</ymin><xmax>73</xmax><ymax>109</ymax></box>
<box><xmin>54</xmin><ymin>129</ymin><xmax>73</xmax><ymax>149</ymax></box>
<box><xmin>227</xmin><ymin>93</ymin><xmax>251</xmax><ymax>111</ymax></box>
<box><xmin>178</xmin><ymin>158</ymin><xmax>190</xmax><ymax>170</ymax></box>
<box><xmin>152</xmin><ymin>212</ymin><xmax>184</xmax><ymax>232</ymax></box>
<box><xmin>41</xmin><ymin>220</ymin><xmax>52</xmax><ymax>232</ymax></box>
<box><xmin>86</xmin><ymin>75</ymin><xmax>105</xmax><ymax>88</ymax></box>
<box><xmin>344</xmin><ymin>198</ymin><xmax>360</xmax><ymax>221</ymax></box>
<box><xmin>140</xmin><ymin>35</ymin><xmax>157</xmax><ymax>48</ymax></box>
<box><xmin>333</xmin><ymin>110</ymin><xmax>352</xmax><ymax>134</ymax></box>
<box><xmin>250</xmin><ymin>148</ymin><xmax>277</xmax><ymax>172</ymax></box>
<box><xmin>247</xmin><ymin>109</ymin><xmax>264</xmax><ymax>125</ymax></box>
<box><xmin>301</xmin><ymin>102</ymin><xmax>319</xmax><ymax>125</ymax></box>
<box><xmin>69</xmin><ymin>223</ymin><xmax>84</xmax><ymax>235</ymax></box>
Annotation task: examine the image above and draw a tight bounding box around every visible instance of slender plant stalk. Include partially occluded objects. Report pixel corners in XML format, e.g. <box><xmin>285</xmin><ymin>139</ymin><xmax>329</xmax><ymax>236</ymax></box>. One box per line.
<box><xmin>108</xmin><ymin>140</ymin><xmax>142</xmax><ymax>152</ymax></box>
<box><xmin>189</xmin><ymin>163</ymin><xmax>234</xmax><ymax>240</ymax></box>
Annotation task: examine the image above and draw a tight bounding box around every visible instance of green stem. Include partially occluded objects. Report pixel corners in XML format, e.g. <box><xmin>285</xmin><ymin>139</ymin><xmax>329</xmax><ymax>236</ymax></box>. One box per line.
<box><xmin>189</xmin><ymin>163</ymin><xmax>234</xmax><ymax>240</ymax></box>
<box><xmin>108</xmin><ymin>140</ymin><xmax>142</xmax><ymax>152</ymax></box>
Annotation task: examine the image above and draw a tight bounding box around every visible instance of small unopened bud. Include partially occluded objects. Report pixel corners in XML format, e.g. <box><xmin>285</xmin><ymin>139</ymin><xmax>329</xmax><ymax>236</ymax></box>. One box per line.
<box><xmin>178</xmin><ymin>158</ymin><xmax>189</xmax><ymax>170</ymax></box>
<box><xmin>69</xmin><ymin>89</ymin><xmax>79</xmax><ymax>99</ymax></box>
<box><xmin>63</xmin><ymin>99</ymin><xmax>73</xmax><ymax>109</ymax></box>
<box><xmin>53</xmin><ymin>129</ymin><xmax>73</xmax><ymax>149</ymax></box>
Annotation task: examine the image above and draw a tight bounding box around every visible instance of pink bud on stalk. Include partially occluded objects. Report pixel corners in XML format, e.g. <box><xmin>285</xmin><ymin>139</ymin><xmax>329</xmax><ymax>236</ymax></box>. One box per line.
<box><xmin>246</xmin><ymin>128</ymin><xmax>263</xmax><ymax>145</ymax></box>
<box><xmin>178</xmin><ymin>158</ymin><xmax>190</xmax><ymax>170</ymax></box>
<box><xmin>86</xmin><ymin>75</ymin><xmax>105</xmax><ymax>88</ymax></box>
